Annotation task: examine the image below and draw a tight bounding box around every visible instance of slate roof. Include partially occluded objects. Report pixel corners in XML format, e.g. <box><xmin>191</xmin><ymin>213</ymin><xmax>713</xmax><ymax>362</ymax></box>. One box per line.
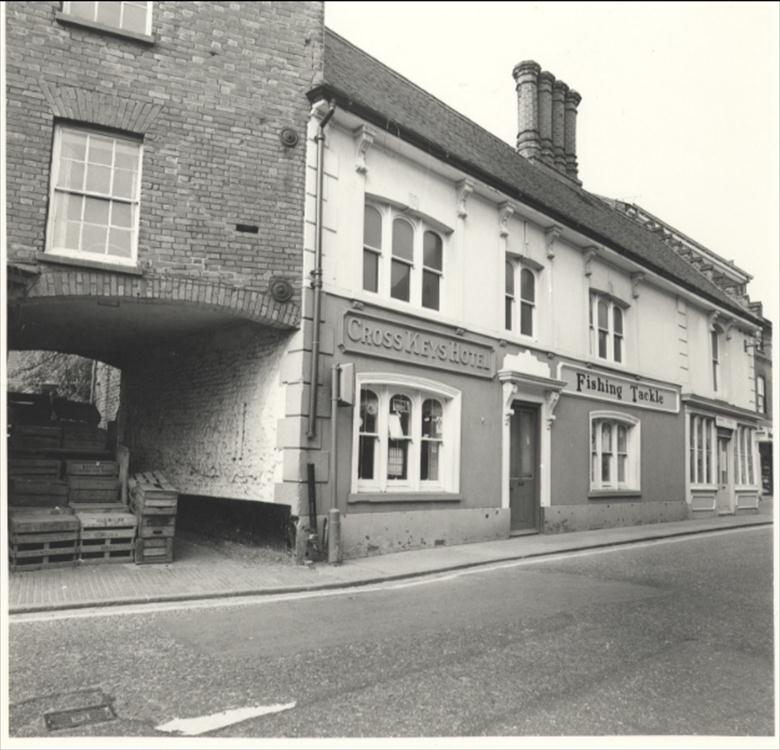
<box><xmin>318</xmin><ymin>29</ymin><xmax>760</xmax><ymax>326</ymax></box>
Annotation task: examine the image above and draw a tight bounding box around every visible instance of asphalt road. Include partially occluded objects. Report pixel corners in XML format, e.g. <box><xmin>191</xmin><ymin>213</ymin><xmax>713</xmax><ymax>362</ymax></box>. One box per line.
<box><xmin>7</xmin><ymin>526</ymin><xmax>776</xmax><ymax>739</ymax></box>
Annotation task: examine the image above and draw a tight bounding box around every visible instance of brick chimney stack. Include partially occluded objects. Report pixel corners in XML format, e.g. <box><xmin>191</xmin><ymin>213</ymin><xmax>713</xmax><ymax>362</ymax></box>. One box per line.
<box><xmin>512</xmin><ymin>61</ymin><xmax>581</xmax><ymax>184</ymax></box>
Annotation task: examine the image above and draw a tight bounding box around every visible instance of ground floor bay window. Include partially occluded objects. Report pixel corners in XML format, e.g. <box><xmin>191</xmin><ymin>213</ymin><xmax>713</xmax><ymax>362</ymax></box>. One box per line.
<box><xmin>352</xmin><ymin>375</ymin><xmax>461</xmax><ymax>494</ymax></box>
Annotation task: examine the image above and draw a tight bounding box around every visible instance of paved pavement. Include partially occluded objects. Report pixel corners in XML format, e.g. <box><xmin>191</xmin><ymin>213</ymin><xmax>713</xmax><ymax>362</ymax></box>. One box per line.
<box><xmin>7</xmin><ymin>499</ymin><xmax>774</xmax><ymax>614</ymax></box>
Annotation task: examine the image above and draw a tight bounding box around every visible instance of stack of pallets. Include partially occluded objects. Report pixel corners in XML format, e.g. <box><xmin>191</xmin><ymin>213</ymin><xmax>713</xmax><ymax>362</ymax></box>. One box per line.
<box><xmin>129</xmin><ymin>472</ymin><xmax>178</xmax><ymax>565</ymax></box>
<box><xmin>77</xmin><ymin>509</ymin><xmax>137</xmax><ymax>565</ymax></box>
<box><xmin>9</xmin><ymin>508</ymin><xmax>80</xmax><ymax>572</ymax></box>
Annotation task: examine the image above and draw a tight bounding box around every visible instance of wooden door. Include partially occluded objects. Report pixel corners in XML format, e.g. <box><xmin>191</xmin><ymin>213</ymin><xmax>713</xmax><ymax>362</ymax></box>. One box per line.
<box><xmin>716</xmin><ymin>434</ymin><xmax>733</xmax><ymax>514</ymax></box>
<box><xmin>510</xmin><ymin>403</ymin><xmax>540</xmax><ymax>531</ymax></box>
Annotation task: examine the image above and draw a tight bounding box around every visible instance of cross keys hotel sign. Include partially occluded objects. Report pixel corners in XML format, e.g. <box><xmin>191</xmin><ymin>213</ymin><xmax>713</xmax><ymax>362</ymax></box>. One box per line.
<box><xmin>558</xmin><ymin>363</ymin><xmax>680</xmax><ymax>413</ymax></box>
<box><xmin>342</xmin><ymin>312</ymin><xmax>495</xmax><ymax>378</ymax></box>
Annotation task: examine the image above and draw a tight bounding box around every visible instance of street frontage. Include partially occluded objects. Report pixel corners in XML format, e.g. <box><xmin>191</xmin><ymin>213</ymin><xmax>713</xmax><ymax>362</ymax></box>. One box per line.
<box><xmin>8</xmin><ymin>526</ymin><xmax>775</xmax><ymax>739</ymax></box>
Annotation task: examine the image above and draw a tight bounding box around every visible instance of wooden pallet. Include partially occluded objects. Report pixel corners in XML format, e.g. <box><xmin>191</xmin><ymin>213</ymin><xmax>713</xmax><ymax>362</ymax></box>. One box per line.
<box><xmin>77</xmin><ymin>511</ymin><xmax>137</xmax><ymax>565</ymax></box>
<box><xmin>10</xmin><ymin>551</ymin><xmax>79</xmax><ymax>572</ymax></box>
<box><xmin>68</xmin><ymin>477</ymin><xmax>122</xmax><ymax>504</ymax></box>
<box><xmin>9</xmin><ymin>510</ymin><xmax>80</xmax><ymax>571</ymax></box>
<box><xmin>8</xmin><ymin>458</ymin><xmax>62</xmax><ymax>477</ymax></box>
<box><xmin>65</xmin><ymin>460</ymin><xmax>119</xmax><ymax>477</ymax></box>
<box><xmin>135</xmin><ymin>537</ymin><xmax>174</xmax><ymax>565</ymax></box>
<box><xmin>9</xmin><ymin>424</ymin><xmax>63</xmax><ymax>451</ymax></box>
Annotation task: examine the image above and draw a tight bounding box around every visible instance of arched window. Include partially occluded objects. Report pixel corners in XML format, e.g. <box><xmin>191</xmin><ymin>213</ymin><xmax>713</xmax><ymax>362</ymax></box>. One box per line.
<box><xmin>362</xmin><ymin>204</ymin><xmax>382</xmax><ymax>293</ymax></box>
<box><xmin>357</xmin><ymin>389</ymin><xmax>379</xmax><ymax>480</ymax></box>
<box><xmin>757</xmin><ymin>375</ymin><xmax>766</xmax><ymax>414</ymax></box>
<box><xmin>520</xmin><ymin>268</ymin><xmax>535</xmax><ymax>337</ymax></box>
<box><xmin>504</xmin><ymin>260</ymin><xmax>515</xmax><ymax>331</ymax></box>
<box><xmin>421</xmin><ymin>398</ymin><xmax>443</xmax><ymax>482</ymax></box>
<box><xmin>505</xmin><ymin>260</ymin><xmax>539</xmax><ymax>338</ymax></box>
<box><xmin>589</xmin><ymin>292</ymin><xmax>627</xmax><ymax>364</ymax></box>
<box><xmin>387</xmin><ymin>393</ymin><xmax>412</xmax><ymax>480</ymax></box>
<box><xmin>391</xmin><ymin>218</ymin><xmax>414</xmax><ymax>302</ymax></box>
<box><xmin>422</xmin><ymin>231</ymin><xmax>443</xmax><ymax>310</ymax></box>
<box><xmin>711</xmin><ymin>327</ymin><xmax>721</xmax><ymax>392</ymax></box>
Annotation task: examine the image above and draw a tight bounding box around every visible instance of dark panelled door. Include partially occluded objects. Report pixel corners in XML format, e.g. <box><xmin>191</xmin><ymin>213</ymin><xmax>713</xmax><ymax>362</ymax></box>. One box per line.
<box><xmin>510</xmin><ymin>402</ymin><xmax>539</xmax><ymax>531</ymax></box>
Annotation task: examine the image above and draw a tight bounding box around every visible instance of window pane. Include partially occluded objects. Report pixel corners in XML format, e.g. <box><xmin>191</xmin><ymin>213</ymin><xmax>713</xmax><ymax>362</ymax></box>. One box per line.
<box><xmin>422</xmin><ymin>399</ymin><xmax>443</xmax><ymax>438</ymax></box>
<box><xmin>505</xmin><ymin>297</ymin><xmax>513</xmax><ymax>331</ymax></box>
<box><xmin>748</xmin><ymin>431</ymin><xmax>754</xmax><ymax>484</ymax></box>
<box><xmin>58</xmin><ymin>160</ymin><xmax>85</xmax><ymax>191</ymax></box>
<box><xmin>422</xmin><ymin>269</ymin><xmax>440</xmax><ymax>310</ymax></box>
<box><xmin>711</xmin><ymin>331</ymin><xmax>719</xmax><ymax>359</ymax></box>
<box><xmin>364</xmin><ymin>205</ymin><xmax>382</xmax><ymax>248</ymax></box>
<box><xmin>601</xmin><ymin>422</ymin><xmax>612</xmax><ymax>450</ymax></box>
<box><xmin>81</xmin><ymin>224</ymin><xmax>107</xmax><ymax>254</ymax></box>
<box><xmin>591</xmin><ymin>452</ymin><xmax>597</xmax><ymax>483</ymax></box>
<box><xmin>358</xmin><ymin>436</ymin><xmax>376</xmax><ymax>480</ymax></box>
<box><xmin>86</xmin><ymin>164</ymin><xmax>112</xmax><ymax>194</ymax></box>
<box><xmin>598</xmin><ymin>299</ymin><xmax>609</xmax><ymax>329</ymax></box>
<box><xmin>705</xmin><ymin>423</ymin><xmax>712</xmax><ymax>483</ymax></box>
<box><xmin>84</xmin><ymin>196</ymin><xmax>110</xmax><ymax>225</ymax></box>
<box><xmin>423</xmin><ymin>231</ymin><xmax>442</xmax><ymax>270</ymax></box>
<box><xmin>112</xmin><ymin>168</ymin><xmax>137</xmax><ymax>200</ymax></box>
<box><xmin>363</xmin><ymin>249</ymin><xmax>379</xmax><ymax>293</ymax></box>
<box><xmin>114</xmin><ymin>142</ymin><xmax>140</xmax><ymax>171</ymax></box>
<box><xmin>614</xmin><ymin>335</ymin><xmax>622</xmax><ymax>363</ymax></box>
<box><xmin>68</xmin><ymin>2</ymin><xmax>96</xmax><ymax>21</ymax></box>
<box><xmin>121</xmin><ymin>2</ymin><xmax>148</xmax><ymax>33</ymax></box>
<box><xmin>613</xmin><ymin>307</ymin><xmax>623</xmax><ymax>334</ymax></box>
<box><xmin>359</xmin><ymin>389</ymin><xmax>378</xmax><ymax>434</ymax></box>
<box><xmin>420</xmin><ymin>441</ymin><xmax>439</xmax><ymax>482</ymax></box>
<box><xmin>505</xmin><ymin>261</ymin><xmax>515</xmax><ymax>295</ymax></box>
<box><xmin>387</xmin><ymin>440</ymin><xmax>408</xmax><ymax>480</ymax></box>
<box><xmin>520</xmin><ymin>269</ymin><xmax>535</xmax><ymax>302</ymax></box>
<box><xmin>96</xmin><ymin>2</ymin><xmax>122</xmax><ymax>27</ymax></box>
<box><xmin>520</xmin><ymin>301</ymin><xmax>533</xmax><ymax>336</ymax></box>
<box><xmin>111</xmin><ymin>202</ymin><xmax>133</xmax><ymax>228</ymax></box>
<box><xmin>389</xmin><ymin>395</ymin><xmax>411</xmax><ymax>436</ymax></box>
<box><xmin>392</xmin><ymin>219</ymin><xmax>413</xmax><ymax>261</ymax></box>
<box><xmin>618</xmin><ymin>455</ymin><xmax>626</xmax><ymax>483</ymax></box>
<box><xmin>598</xmin><ymin>331</ymin><xmax>608</xmax><ymax>358</ymax></box>
<box><xmin>108</xmin><ymin>228</ymin><xmax>133</xmax><ymax>258</ymax></box>
<box><xmin>60</xmin><ymin>130</ymin><xmax>87</xmax><ymax>160</ymax></box>
<box><xmin>87</xmin><ymin>136</ymin><xmax>114</xmax><ymax>166</ymax></box>
<box><xmin>390</xmin><ymin>259</ymin><xmax>410</xmax><ymax>301</ymax></box>
<box><xmin>617</xmin><ymin>425</ymin><xmax>627</xmax><ymax>452</ymax></box>
<box><xmin>64</xmin><ymin>222</ymin><xmax>81</xmax><ymax>250</ymax></box>
<box><xmin>601</xmin><ymin>454</ymin><xmax>611</xmax><ymax>482</ymax></box>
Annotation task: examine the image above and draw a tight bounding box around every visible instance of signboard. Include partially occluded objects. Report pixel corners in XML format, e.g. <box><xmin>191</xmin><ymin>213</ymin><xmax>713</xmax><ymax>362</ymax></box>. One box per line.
<box><xmin>559</xmin><ymin>363</ymin><xmax>679</xmax><ymax>414</ymax></box>
<box><xmin>342</xmin><ymin>312</ymin><xmax>495</xmax><ymax>379</ymax></box>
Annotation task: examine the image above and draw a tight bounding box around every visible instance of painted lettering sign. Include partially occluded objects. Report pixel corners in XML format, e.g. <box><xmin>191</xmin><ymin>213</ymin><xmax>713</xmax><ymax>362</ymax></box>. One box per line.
<box><xmin>342</xmin><ymin>312</ymin><xmax>495</xmax><ymax>378</ymax></box>
<box><xmin>559</xmin><ymin>364</ymin><xmax>679</xmax><ymax>414</ymax></box>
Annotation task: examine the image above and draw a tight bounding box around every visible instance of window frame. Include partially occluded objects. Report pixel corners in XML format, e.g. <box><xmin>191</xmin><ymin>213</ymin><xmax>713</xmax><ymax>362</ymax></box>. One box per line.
<box><xmin>352</xmin><ymin>373</ymin><xmax>461</xmax><ymax>495</ymax></box>
<box><xmin>734</xmin><ymin>424</ymin><xmax>756</xmax><ymax>488</ymax></box>
<box><xmin>711</xmin><ymin>328</ymin><xmax>721</xmax><ymax>393</ymax></box>
<box><xmin>46</xmin><ymin>124</ymin><xmax>143</xmax><ymax>267</ymax></box>
<box><xmin>589</xmin><ymin>411</ymin><xmax>640</xmax><ymax>492</ymax></box>
<box><xmin>61</xmin><ymin>1</ymin><xmax>153</xmax><ymax>37</ymax></box>
<box><xmin>361</xmin><ymin>202</ymin><xmax>447</xmax><ymax>314</ymax></box>
<box><xmin>756</xmin><ymin>375</ymin><xmax>766</xmax><ymax>414</ymax></box>
<box><xmin>688</xmin><ymin>413</ymin><xmax>716</xmax><ymax>487</ymax></box>
<box><xmin>589</xmin><ymin>292</ymin><xmax>628</xmax><ymax>365</ymax></box>
<box><xmin>504</xmin><ymin>259</ymin><xmax>538</xmax><ymax>340</ymax></box>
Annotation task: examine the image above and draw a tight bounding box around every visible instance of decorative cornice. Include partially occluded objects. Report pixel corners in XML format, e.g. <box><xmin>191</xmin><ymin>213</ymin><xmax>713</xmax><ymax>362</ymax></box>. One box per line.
<box><xmin>456</xmin><ymin>179</ymin><xmax>474</xmax><ymax>219</ymax></box>
<box><xmin>498</xmin><ymin>202</ymin><xmax>514</xmax><ymax>238</ymax></box>
<box><xmin>353</xmin><ymin>124</ymin><xmax>375</xmax><ymax>174</ymax></box>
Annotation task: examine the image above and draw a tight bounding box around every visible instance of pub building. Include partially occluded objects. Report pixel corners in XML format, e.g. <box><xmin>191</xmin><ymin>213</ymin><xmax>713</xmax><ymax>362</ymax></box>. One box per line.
<box><xmin>294</xmin><ymin>33</ymin><xmax>764</xmax><ymax>558</ymax></box>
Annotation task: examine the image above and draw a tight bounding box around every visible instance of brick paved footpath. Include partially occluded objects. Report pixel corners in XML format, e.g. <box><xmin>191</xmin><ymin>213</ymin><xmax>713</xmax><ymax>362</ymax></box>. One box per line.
<box><xmin>7</xmin><ymin>503</ymin><xmax>774</xmax><ymax>614</ymax></box>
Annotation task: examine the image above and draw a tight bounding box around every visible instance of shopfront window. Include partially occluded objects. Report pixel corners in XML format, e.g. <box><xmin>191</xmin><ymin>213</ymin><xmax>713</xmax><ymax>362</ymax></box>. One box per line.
<box><xmin>735</xmin><ymin>425</ymin><xmax>756</xmax><ymax>486</ymax></box>
<box><xmin>353</xmin><ymin>377</ymin><xmax>460</xmax><ymax>493</ymax></box>
<box><xmin>590</xmin><ymin>412</ymin><xmax>640</xmax><ymax>491</ymax></box>
<box><xmin>688</xmin><ymin>414</ymin><xmax>716</xmax><ymax>485</ymax></box>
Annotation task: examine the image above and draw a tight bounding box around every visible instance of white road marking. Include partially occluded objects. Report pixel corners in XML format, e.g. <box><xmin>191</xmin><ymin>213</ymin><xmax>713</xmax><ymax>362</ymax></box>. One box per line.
<box><xmin>155</xmin><ymin>701</ymin><xmax>296</xmax><ymax>735</ymax></box>
<box><xmin>9</xmin><ymin>525</ymin><xmax>769</xmax><ymax>623</ymax></box>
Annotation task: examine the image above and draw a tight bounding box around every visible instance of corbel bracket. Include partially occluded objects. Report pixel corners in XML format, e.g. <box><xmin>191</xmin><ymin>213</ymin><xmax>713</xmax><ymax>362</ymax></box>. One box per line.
<box><xmin>583</xmin><ymin>246</ymin><xmax>599</xmax><ymax>278</ymax></box>
<box><xmin>631</xmin><ymin>272</ymin><xmax>645</xmax><ymax>299</ymax></box>
<box><xmin>353</xmin><ymin>125</ymin><xmax>375</xmax><ymax>174</ymax></box>
<box><xmin>456</xmin><ymin>179</ymin><xmax>474</xmax><ymax>219</ymax></box>
<box><xmin>498</xmin><ymin>202</ymin><xmax>514</xmax><ymax>238</ymax></box>
<box><xmin>545</xmin><ymin>225</ymin><xmax>562</xmax><ymax>260</ymax></box>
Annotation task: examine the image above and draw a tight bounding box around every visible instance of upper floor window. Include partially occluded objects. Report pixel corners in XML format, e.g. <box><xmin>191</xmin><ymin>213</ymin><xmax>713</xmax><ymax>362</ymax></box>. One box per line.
<box><xmin>505</xmin><ymin>261</ymin><xmax>536</xmax><ymax>338</ymax></box>
<box><xmin>354</xmin><ymin>377</ymin><xmax>460</xmax><ymax>494</ymax></box>
<box><xmin>63</xmin><ymin>2</ymin><xmax>153</xmax><ymax>35</ymax></box>
<box><xmin>711</xmin><ymin>328</ymin><xmax>721</xmax><ymax>392</ymax></box>
<box><xmin>589</xmin><ymin>293</ymin><xmax>625</xmax><ymax>364</ymax></box>
<box><xmin>590</xmin><ymin>412</ymin><xmax>640</xmax><ymax>492</ymax></box>
<box><xmin>688</xmin><ymin>414</ymin><xmax>715</xmax><ymax>486</ymax></box>
<box><xmin>756</xmin><ymin>376</ymin><xmax>766</xmax><ymax>414</ymax></box>
<box><xmin>47</xmin><ymin>125</ymin><xmax>142</xmax><ymax>265</ymax></box>
<box><xmin>362</xmin><ymin>203</ymin><xmax>446</xmax><ymax>312</ymax></box>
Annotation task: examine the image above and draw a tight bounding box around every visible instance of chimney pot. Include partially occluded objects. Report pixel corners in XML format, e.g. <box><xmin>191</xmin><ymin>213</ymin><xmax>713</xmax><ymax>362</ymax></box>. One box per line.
<box><xmin>512</xmin><ymin>60</ymin><xmax>541</xmax><ymax>159</ymax></box>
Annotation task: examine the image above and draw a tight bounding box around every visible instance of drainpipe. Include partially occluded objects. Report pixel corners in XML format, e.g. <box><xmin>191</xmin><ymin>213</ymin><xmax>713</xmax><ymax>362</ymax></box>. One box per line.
<box><xmin>307</xmin><ymin>101</ymin><xmax>336</xmax><ymax>439</ymax></box>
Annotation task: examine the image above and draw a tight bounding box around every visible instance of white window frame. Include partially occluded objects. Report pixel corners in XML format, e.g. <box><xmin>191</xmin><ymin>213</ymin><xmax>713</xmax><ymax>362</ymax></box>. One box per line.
<box><xmin>756</xmin><ymin>375</ymin><xmax>766</xmax><ymax>414</ymax></box>
<box><xmin>711</xmin><ymin>328</ymin><xmax>721</xmax><ymax>393</ymax></box>
<box><xmin>362</xmin><ymin>201</ymin><xmax>447</xmax><ymax>314</ymax></box>
<box><xmin>504</xmin><ymin>259</ymin><xmax>538</xmax><ymax>340</ymax></box>
<box><xmin>735</xmin><ymin>424</ymin><xmax>756</xmax><ymax>488</ymax></box>
<box><xmin>62</xmin><ymin>1</ymin><xmax>153</xmax><ymax>36</ymax></box>
<box><xmin>352</xmin><ymin>373</ymin><xmax>461</xmax><ymax>494</ymax></box>
<box><xmin>589</xmin><ymin>411</ymin><xmax>640</xmax><ymax>492</ymax></box>
<box><xmin>46</xmin><ymin>124</ymin><xmax>143</xmax><ymax>266</ymax></box>
<box><xmin>688</xmin><ymin>413</ymin><xmax>716</xmax><ymax>487</ymax></box>
<box><xmin>589</xmin><ymin>292</ymin><xmax>627</xmax><ymax>365</ymax></box>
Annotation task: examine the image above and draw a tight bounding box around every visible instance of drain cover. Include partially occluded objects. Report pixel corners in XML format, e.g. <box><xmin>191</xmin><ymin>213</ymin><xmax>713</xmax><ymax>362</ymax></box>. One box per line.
<box><xmin>44</xmin><ymin>703</ymin><xmax>116</xmax><ymax>731</ymax></box>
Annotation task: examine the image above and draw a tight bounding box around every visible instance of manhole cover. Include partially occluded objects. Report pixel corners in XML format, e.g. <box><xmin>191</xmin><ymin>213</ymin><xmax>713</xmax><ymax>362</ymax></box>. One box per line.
<box><xmin>44</xmin><ymin>702</ymin><xmax>116</xmax><ymax>731</ymax></box>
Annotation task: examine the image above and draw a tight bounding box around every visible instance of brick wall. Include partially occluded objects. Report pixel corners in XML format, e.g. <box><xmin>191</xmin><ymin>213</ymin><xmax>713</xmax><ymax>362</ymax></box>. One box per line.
<box><xmin>119</xmin><ymin>323</ymin><xmax>292</xmax><ymax>503</ymax></box>
<box><xmin>5</xmin><ymin>1</ymin><xmax>324</xmax><ymax>305</ymax></box>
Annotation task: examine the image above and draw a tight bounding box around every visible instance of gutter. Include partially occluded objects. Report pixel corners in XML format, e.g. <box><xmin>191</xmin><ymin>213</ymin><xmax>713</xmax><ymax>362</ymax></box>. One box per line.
<box><xmin>307</xmin><ymin>101</ymin><xmax>336</xmax><ymax>439</ymax></box>
<box><xmin>306</xmin><ymin>85</ymin><xmax>763</xmax><ymax>329</ymax></box>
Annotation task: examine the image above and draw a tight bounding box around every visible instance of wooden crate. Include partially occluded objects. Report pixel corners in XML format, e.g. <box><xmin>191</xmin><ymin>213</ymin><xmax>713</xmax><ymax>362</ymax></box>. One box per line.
<box><xmin>129</xmin><ymin>472</ymin><xmax>178</xmax><ymax>513</ymax></box>
<box><xmin>61</xmin><ymin>425</ymin><xmax>107</xmax><ymax>452</ymax></box>
<box><xmin>65</xmin><ymin>460</ymin><xmax>119</xmax><ymax>477</ymax></box>
<box><xmin>9</xmin><ymin>478</ymin><xmax>69</xmax><ymax>507</ymax></box>
<box><xmin>135</xmin><ymin>537</ymin><xmax>174</xmax><ymax>565</ymax></box>
<box><xmin>77</xmin><ymin>511</ymin><xmax>136</xmax><ymax>564</ymax></box>
<box><xmin>8</xmin><ymin>458</ymin><xmax>61</xmax><ymax>477</ymax></box>
<box><xmin>137</xmin><ymin>514</ymin><xmax>176</xmax><ymax>539</ymax></box>
<box><xmin>68</xmin><ymin>477</ymin><xmax>121</xmax><ymax>504</ymax></box>
<box><xmin>52</xmin><ymin>399</ymin><xmax>100</xmax><ymax>426</ymax></box>
<box><xmin>9</xmin><ymin>510</ymin><xmax>79</xmax><ymax>572</ymax></box>
<box><xmin>9</xmin><ymin>425</ymin><xmax>62</xmax><ymax>452</ymax></box>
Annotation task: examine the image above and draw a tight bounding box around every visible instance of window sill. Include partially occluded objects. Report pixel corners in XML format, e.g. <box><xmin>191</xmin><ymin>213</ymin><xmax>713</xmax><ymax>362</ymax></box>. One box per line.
<box><xmin>348</xmin><ymin>492</ymin><xmax>463</xmax><ymax>504</ymax></box>
<box><xmin>690</xmin><ymin>485</ymin><xmax>718</xmax><ymax>492</ymax></box>
<box><xmin>588</xmin><ymin>489</ymin><xmax>642</xmax><ymax>499</ymax></box>
<box><xmin>55</xmin><ymin>12</ymin><xmax>156</xmax><ymax>45</ymax></box>
<box><xmin>38</xmin><ymin>253</ymin><xmax>144</xmax><ymax>276</ymax></box>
